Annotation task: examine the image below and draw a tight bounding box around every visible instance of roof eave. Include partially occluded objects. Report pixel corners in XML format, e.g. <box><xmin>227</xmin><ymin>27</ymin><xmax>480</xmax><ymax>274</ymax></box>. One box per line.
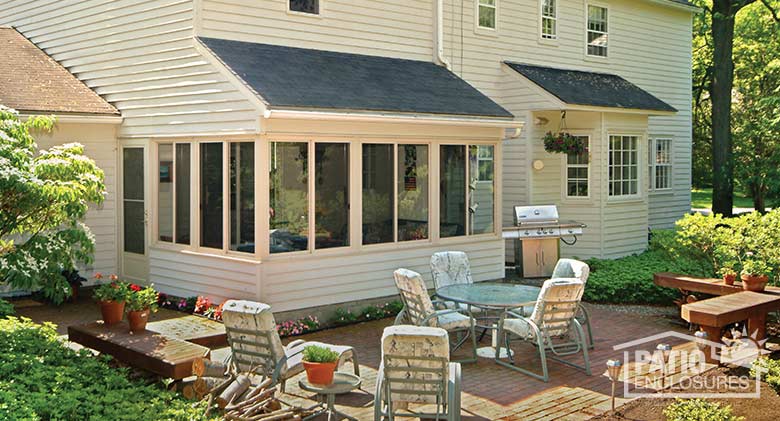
<box><xmin>646</xmin><ymin>0</ymin><xmax>702</xmax><ymax>13</ymax></box>
<box><xmin>18</xmin><ymin>112</ymin><xmax>123</xmax><ymax>124</ymax></box>
<box><xmin>564</xmin><ymin>103</ymin><xmax>678</xmax><ymax>116</ymax></box>
<box><xmin>264</xmin><ymin>108</ymin><xmax>522</xmax><ymax>128</ymax></box>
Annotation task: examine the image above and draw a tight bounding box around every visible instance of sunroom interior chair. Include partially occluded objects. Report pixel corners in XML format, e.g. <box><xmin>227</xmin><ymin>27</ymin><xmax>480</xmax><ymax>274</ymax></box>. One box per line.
<box><xmin>375</xmin><ymin>325</ymin><xmax>461</xmax><ymax>421</ymax></box>
<box><xmin>551</xmin><ymin>258</ymin><xmax>594</xmax><ymax>349</ymax></box>
<box><xmin>221</xmin><ymin>300</ymin><xmax>359</xmax><ymax>392</ymax></box>
<box><xmin>496</xmin><ymin>278</ymin><xmax>591</xmax><ymax>382</ymax></box>
<box><xmin>430</xmin><ymin>251</ymin><xmax>482</xmax><ymax>313</ymax></box>
<box><xmin>393</xmin><ymin>268</ymin><xmax>477</xmax><ymax>363</ymax></box>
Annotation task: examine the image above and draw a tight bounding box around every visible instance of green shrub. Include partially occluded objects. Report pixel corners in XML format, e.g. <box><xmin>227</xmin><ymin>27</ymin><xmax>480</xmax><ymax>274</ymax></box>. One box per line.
<box><xmin>751</xmin><ymin>357</ymin><xmax>780</xmax><ymax>393</ymax></box>
<box><xmin>0</xmin><ymin>299</ymin><xmax>13</xmax><ymax>319</ymax></box>
<box><xmin>663</xmin><ymin>399</ymin><xmax>743</xmax><ymax>421</ymax></box>
<box><xmin>302</xmin><ymin>345</ymin><xmax>340</xmax><ymax>363</ymax></box>
<box><xmin>0</xmin><ymin>317</ymin><xmax>215</xmax><ymax>420</ymax></box>
<box><xmin>583</xmin><ymin>229</ymin><xmax>714</xmax><ymax>305</ymax></box>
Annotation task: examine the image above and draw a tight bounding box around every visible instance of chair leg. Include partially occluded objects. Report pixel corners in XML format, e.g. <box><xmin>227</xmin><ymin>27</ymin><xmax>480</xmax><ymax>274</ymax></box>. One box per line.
<box><xmin>394</xmin><ymin>309</ymin><xmax>407</xmax><ymax>326</ymax></box>
<box><xmin>578</xmin><ymin>304</ymin><xmax>595</xmax><ymax>349</ymax></box>
<box><xmin>575</xmin><ymin>320</ymin><xmax>591</xmax><ymax>375</ymax></box>
<box><xmin>351</xmin><ymin>351</ymin><xmax>361</xmax><ymax>377</ymax></box>
<box><xmin>447</xmin><ymin>363</ymin><xmax>462</xmax><ymax>421</ymax></box>
<box><xmin>280</xmin><ymin>378</ymin><xmax>287</xmax><ymax>393</ymax></box>
<box><xmin>494</xmin><ymin>327</ymin><xmax>549</xmax><ymax>382</ymax></box>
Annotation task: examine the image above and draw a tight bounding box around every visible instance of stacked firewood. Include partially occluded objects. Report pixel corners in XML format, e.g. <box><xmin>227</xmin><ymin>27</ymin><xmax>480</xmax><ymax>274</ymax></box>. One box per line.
<box><xmin>178</xmin><ymin>358</ymin><xmax>309</xmax><ymax>420</ymax></box>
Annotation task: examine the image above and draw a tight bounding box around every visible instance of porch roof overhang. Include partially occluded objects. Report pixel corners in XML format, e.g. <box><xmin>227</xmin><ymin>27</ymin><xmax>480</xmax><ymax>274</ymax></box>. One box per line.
<box><xmin>503</xmin><ymin>62</ymin><xmax>678</xmax><ymax>116</ymax></box>
<box><xmin>197</xmin><ymin>37</ymin><xmax>516</xmax><ymax>124</ymax></box>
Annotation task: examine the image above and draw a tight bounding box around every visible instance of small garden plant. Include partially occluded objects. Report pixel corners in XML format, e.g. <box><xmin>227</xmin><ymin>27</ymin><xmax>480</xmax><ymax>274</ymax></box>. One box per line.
<box><xmin>751</xmin><ymin>357</ymin><xmax>780</xmax><ymax>392</ymax></box>
<box><xmin>0</xmin><ymin>298</ymin><xmax>14</xmax><ymax>318</ymax></box>
<box><xmin>302</xmin><ymin>345</ymin><xmax>340</xmax><ymax>364</ymax></box>
<box><xmin>126</xmin><ymin>284</ymin><xmax>159</xmax><ymax>312</ymax></box>
<box><xmin>92</xmin><ymin>274</ymin><xmax>130</xmax><ymax>302</ymax></box>
<box><xmin>663</xmin><ymin>398</ymin><xmax>743</xmax><ymax>421</ymax></box>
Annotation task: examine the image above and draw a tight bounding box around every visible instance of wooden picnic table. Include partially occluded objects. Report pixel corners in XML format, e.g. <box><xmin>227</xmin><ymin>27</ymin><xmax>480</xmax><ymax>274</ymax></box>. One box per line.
<box><xmin>653</xmin><ymin>272</ymin><xmax>780</xmax><ymax>297</ymax></box>
<box><xmin>68</xmin><ymin>321</ymin><xmax>211</xmax><ymax>379</ymax></box>
<box><xmin>681</xmin><ymin>291</ymin><xmax>780</xmax><ymax>363</ymax></box>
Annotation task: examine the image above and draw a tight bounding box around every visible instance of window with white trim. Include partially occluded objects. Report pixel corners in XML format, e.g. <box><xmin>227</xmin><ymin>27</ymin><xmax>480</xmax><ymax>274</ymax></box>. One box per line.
<box><xmin>608</xmin><ymin>135</ymin><xmax>639</xmax><ymax>197</ymax></box>
<box><xmin>478</xmin><ymin>0</ymin><xmax>497</xmax><ymax>30</ymax></box>
<box><xmin>541</xmin><ymin>0</ymin><xmax>557</xmax><ymax>39</ymax></box>
<box><xmin>586</xmin><ymin>5</ymin><xmax>608</xmax><ymax>57</ymax></box>
<box><xmin>565</xmin><ymin>136</ymin><xmax>589</xmax><ymax>197</ymax></box>
<box><xmin>649</xmin><ymin>138</ymin><xmax>673</xmax><ymax>190</ymax></box>
<box><xmin>289</xmin><ymin>0</ymin><xmax>318</xmax><ymax>15</ymax></box>
<box><xmin>157</xmin><ymin>143</ymin><xmax>192</xmax><ymax>245</ymax></box>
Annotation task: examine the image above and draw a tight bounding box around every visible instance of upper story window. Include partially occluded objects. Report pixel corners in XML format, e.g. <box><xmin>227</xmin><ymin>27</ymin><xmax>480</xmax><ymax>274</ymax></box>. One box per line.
<box><xmin>649</xmin><ymin>138</ymin><xmax>673</xmax><ymax>190</ymax></box>
<box><xmin>608</xmin><ymin>135</ymin><xmax>639</xmax><ymax>198</ymax></box>
<box><xmin>289</xmin><ymin>0</ymin><xmax>319</xmax><ymax>15</ymax></box>
<box><xmin>565</xmin><ymin>136</ymin><xmax>589</xmax><ymax>198</ymax></box>
<box><xmin>541</xmin><ymin>0</ymin><xmax>557</xmax><ymax>39</ymax></box>
<box><xmin>478</xmin><ymin>0</ymin><xmax>497</xmax><ymax>30</ymax></box>
<box><xmin>586</xmin><ymin>4</ymin><xmax>608</xmax><ymax>57</ymax></box>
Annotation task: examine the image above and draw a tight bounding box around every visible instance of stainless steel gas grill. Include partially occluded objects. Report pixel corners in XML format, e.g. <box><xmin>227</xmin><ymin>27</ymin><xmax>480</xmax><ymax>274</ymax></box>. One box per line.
<box><xmin>502</xmin><ymin>205</ymin><xmax>586</xmax><ymax>277</ymax></box>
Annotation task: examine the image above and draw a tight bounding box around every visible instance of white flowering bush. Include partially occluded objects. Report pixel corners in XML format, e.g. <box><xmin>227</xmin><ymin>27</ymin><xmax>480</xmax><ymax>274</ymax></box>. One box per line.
<box><xmin>0</xmin><ymin>106</ymin><xmax>105</xmax><ymax>304</ymax></box>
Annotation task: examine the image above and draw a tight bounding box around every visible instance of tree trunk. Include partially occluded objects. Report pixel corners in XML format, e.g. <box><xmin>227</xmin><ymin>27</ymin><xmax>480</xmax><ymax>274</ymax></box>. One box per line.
<box><xmin>710</xmin><ymin>0</ymin><xmax>740</xmax><ymax>217</ymax></box>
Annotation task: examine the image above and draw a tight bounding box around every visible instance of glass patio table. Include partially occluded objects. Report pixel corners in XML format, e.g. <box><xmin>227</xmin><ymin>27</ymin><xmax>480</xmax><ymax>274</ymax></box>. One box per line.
<box><xmin>436</xmin><ymin>282</ymin><xmax>541</xmax><ymax>359</ymax></box>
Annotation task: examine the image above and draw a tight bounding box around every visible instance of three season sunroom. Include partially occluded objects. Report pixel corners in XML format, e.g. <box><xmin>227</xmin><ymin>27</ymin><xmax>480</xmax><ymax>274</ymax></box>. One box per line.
<box><xmin>153</xmin><ymin>138</ymin><xmax>499</xmax><ymax>259</ymax></box>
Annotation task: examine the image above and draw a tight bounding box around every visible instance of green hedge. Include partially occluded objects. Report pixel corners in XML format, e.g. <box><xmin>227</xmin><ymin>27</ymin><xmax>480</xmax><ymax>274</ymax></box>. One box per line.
<box><xmin>583</xmin><ymin>230</ymin><xmax>714</xmax><ymax>305</ymax></box>
<box><xmin>664</xmin><ymin>399</ymin><xmax>743</xmax><ymax>421</ymax></box>
<box><xmin>0</xmin><ymin>299</ymin><xmax>13</xmax><ymax>319</ymax></box>
<box><xmin>0</xmin><ymin>317</ymin><xmax>215</xmax><ymax>421</ymax></box>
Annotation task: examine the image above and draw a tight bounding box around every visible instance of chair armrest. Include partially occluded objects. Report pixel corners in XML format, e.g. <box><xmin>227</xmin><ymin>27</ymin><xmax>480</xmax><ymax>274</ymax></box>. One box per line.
<box><xmin>286</xmin><ymin>339</ymin><xmax>306</xmax><ymax>350</ymax></box>
<box><xmin>505</xmin><ymin>309</ymin><xmax>528</xmax><ymax>319</ymax></box>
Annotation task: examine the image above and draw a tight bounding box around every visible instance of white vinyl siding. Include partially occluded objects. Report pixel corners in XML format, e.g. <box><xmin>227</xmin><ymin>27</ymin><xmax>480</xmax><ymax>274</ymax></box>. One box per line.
<box><xmin>608</xmin><ymin>135</ymin><xmax>639</xmax><ymax>198</ymax></box>
<box><xmin>586</xmin><ymin>4</ymin><xmax>608</xmax><ymax>57</ymax></box>
<box><xmin>477</xmin><ymin>0</ymin><xmax>497</xmax><ymax>30</ymax></box>
<box><xmin>649</xmin><ymin>137</ymin><xmax>673</xmax><ymax>190</ymax></box>
<box><xmin>541</xmin><ymin>0</ymin><xmax>557</xmax><ymax>39</ymax></box>
<box><xmin>565</xmin><ymin>136</ymin><xmax>589</xmax><ymax>198</ymax></box>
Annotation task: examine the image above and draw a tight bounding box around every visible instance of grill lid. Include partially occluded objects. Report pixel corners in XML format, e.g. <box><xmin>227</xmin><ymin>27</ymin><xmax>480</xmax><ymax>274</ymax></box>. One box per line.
<box><xmin>514</xmin><ymin>205</ymin><xmax>559</xmax><ymax>225</ymax></box>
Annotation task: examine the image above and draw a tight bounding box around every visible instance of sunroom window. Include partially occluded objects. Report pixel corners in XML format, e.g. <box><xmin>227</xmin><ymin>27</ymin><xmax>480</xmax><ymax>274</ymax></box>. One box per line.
<box><xmin>269</xmin><ymin>142</ymin><xmax>309</xmax><ymax>254</ymax></box>
<box><xmin>541</xmin><ymin>0</ymin><xmax>557</xmax><ymax>39</ymax></box>
<box><xmin>441</xmin><ymin>145</ymin><xmax>467</xmax><ymax>238</ymax></box>
<box><xmin>609</xmin><ymin>135</ymin><xmax>639</xmax><ymax>197</ymax></box>
<box><xmin>200</xmin><ymin>143</ymin><xmax>224</xmax><ymax>249</ymax></box>
<box><xmin>478</xmin><ymin>0</ymin><xmax>497</xmax><ymax>30</ymax></box>
<box><xmin>289</xmin><ymin>0</ymin><xmax>318</xmax><ymax>15</ymax></box>
<box><xmin>229</xmin><ymin>142</ymin><xmax>255</xmax><ymax>252</ymax></box>
<box><xmin>315</xmin><ymin>143</ymin><xmax>350</xmax><ymax>249</ymax></box>
<box><xmin>587</xmin><ymin>5</ymin><xmax>608</xmax><ymax>57</ymax></box>
<box><xmin>566</xmin><ymin>136</ymin><xmax>589</xmax><ymax>198</ymax></box>
<box><xmin>157</xmin><ymin>143</ymin><xmax>191</xmax><ymax>245</ymax></box>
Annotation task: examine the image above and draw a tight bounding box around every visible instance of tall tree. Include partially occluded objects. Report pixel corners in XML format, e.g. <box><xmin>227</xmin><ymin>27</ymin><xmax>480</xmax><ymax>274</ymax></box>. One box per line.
<box><xmin>0</xmin><ymin>106</ymin><xmax>105</xmax><ymax>304</ymax></box>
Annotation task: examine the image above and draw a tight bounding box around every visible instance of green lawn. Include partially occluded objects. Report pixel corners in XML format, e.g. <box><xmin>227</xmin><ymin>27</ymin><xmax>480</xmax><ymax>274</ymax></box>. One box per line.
<box><xmin>691</xmin><ymin>188</ymin><xmax>755</xmax><ymax>209</ymax></box>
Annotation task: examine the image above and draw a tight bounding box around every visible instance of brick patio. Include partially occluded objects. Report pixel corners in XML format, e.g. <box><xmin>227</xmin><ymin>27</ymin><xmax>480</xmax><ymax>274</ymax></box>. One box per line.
<box><xmin>15</xmin><ymin>297</ymin><xmax>692</xmax><ymax>420</ymax></box>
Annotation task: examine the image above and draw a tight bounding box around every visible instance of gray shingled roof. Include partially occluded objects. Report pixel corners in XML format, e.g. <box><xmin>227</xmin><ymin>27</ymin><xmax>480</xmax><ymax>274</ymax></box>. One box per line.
<box><xmin>504</xmin><ymin>62</ymin><xmax>677</xmax><ymax>113</ymax></box>
<box><xmin>199</xmin><ymin>37</ymin><xmax>513</xmax><ymax>119</ymax></box>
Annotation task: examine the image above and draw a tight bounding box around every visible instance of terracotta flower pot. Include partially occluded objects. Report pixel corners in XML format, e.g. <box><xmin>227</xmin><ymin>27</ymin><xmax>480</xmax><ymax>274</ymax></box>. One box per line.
<box><xmin>723</xmin><ymin>273</ymin><xmax>737</xmax><ymax>286</ymax></box>
<box><xmin>740</xmin><ymin>274</ymin><xmax>769</xmax><ymax>292</ymax></box>
<box><xmin>99</xmin><ymin>300</ymin><xmax>125</xmax><ymax>325</ymax></box>
<box><xmin>302</xmin><ymin>361</ymin><xmax>337</xmax><ymax>386</ymax></box>
<box><xmin>127</xmin><ymin>308</ymin><xmax>151</xmax><ymax>333</ymax></box>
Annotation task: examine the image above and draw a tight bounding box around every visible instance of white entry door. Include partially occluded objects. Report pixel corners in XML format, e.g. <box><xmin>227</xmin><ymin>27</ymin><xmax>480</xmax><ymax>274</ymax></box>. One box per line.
<box><xmin>121</xmin><ymin>146</ymin><xmax>149</xmax><ymax>282</ymax></box>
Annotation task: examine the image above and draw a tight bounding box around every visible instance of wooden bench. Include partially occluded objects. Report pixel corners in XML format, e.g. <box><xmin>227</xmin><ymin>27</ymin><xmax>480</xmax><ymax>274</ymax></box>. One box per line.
<box><xmin>68</xmin><ymin>322</ymin><xmax>211</xmax><ymax>379</ymax></box>
<box><xmin>681</xmin><ymin>292</ymin><xmax>780</xmax><ymax>363</ymax></box>
<box><xmin>654</xmin><ymin>272</ymin><xmax>780</xmax><ymax>297</ymax></box>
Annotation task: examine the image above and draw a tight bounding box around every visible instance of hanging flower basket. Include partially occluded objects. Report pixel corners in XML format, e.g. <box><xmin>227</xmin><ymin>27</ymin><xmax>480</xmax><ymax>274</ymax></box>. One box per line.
<box><xmin>543</xmin><ymin>131</ymin><xmax>588</xmax><ymax>155</ymax></box>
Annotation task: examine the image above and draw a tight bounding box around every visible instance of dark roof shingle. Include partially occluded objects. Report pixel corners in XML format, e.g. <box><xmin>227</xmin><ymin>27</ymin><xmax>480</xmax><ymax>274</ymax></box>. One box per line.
<box><xmin>199</xmin><ymin>37</ymin><xmax>513</xmax><ymax>119</ymax></box>
<box><xmin>504</xmin><ymin>62</ymin><xmax>677</xmax><ymax>113</ymax></box>
<box><xmin>0</xmin><ymin>28</ymin><xmax>117</xmax><ymax>115</ymax></box>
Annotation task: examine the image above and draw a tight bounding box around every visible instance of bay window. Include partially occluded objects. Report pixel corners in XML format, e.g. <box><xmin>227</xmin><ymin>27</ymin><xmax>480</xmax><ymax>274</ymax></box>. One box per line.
<box><xmin>608</xmin><ymin>135</ymin><xmax>639</xmax><ymax>197</ymax></box>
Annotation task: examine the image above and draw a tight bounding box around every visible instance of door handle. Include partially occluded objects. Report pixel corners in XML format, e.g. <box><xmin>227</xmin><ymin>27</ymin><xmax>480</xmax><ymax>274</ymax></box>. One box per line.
<box><xmin>535</xmin><ymin>252</ymin><xmax>540</xmax><ymax>267</ymax></box>
<box><xmin>144</xmin><ymin>209</ymin><xmax>149</xmax><ymax>225</ymax></box>
<box><xmin>541</xmin><ymin>250</ymin><xmax>545</xmax><ymax>266</ymax></box>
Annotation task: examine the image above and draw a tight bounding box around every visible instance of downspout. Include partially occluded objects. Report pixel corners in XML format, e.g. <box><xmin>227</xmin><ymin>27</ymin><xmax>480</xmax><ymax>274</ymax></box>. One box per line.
<box><xmin>435</xmin><ymin>0</ymin><xmax>452</xmax><ymax>70</ymax></box>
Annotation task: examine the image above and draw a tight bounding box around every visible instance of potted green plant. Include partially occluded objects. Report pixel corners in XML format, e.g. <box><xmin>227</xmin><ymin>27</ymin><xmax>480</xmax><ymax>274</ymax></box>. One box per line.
<box><xmin>126</xmin><ymin>284</ymin><xmax>158</xmax><ymax>333</ymax></box>
<box><xmin>93</xmin><ymin>274</ymin><xmax>129</xmax><ymax>325</ymax></box>
<box><xmin>302</xmin><ymin>345</ymin><xmax>340</xmax><ymax>386</ymax></box>
<box><xmin>740</xmin><ymin>257</ymin><xmax>770</xmax><ymax>292</ymax></box>
<box><xmin>718</xmin><ymin>266</ymin><xmax>738</xmax><ymax>286</ymax></box>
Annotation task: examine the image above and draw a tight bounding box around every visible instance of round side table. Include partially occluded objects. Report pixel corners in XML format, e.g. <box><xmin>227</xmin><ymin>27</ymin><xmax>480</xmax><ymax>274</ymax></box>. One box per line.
<box><xmin>299</xmin><ymin>372</ymin><xmax>361</xmax><ymax>421</ymax></box>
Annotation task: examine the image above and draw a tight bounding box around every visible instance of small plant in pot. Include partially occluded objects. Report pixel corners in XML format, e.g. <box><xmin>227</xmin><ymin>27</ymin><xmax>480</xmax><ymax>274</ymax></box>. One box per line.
<box><xmin>126</xmin><ymin>284</ymin><xmax>159</xmax><ymax>333</ymax></box>
<box><xmin>302</xmin><ymin>345</ymin><xmax>340</xmax><ymax>386</ymax></box>
<box><xmin>719</xmin><ymin>266</ymin><xmax>738</xmax><ymax>286</ymax></box>
<box><xmin>740</xmin><ymin>257</ymin><xmax>770</xmax><ymax>292</ymax></box>
<box><xmin>93</xmin><ymin>274</ymin><xmax>129</xmax><ymax>325</ymax></box>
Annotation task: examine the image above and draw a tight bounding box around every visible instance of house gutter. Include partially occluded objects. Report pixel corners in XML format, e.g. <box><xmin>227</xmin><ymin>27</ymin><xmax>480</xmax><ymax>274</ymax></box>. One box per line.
<box><xmin>435</xmin><ymin>0</ymin><xmax>452</xmax><ymax>70</ymax></box>
<box><xmin>263</xmin><ymin>109</ymin><xmax>522</xmax><ymax>128</ymax></box>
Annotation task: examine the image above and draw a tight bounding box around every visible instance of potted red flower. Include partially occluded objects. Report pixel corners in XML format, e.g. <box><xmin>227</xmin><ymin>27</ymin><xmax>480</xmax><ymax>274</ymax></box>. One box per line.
<box><xmin>126</xmin><ymin>284</ymin><xmax>159</xmax><ymax>333</ymax></box>
<box><xmin>93</xmin><ymin>274</ymin><xmax>129</xmax><ymax>325</ymax></box>
<box><xmin>302</xmin><ymin>345</ymin><xmax>340</xmax><ymax>386</ymax></box>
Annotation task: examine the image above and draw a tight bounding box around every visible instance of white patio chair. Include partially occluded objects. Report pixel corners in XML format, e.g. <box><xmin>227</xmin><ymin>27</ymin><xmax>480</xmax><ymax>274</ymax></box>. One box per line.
<box><xmin>393</xmin><ymin>268</ymin><xmax>478</xmax><ymax>363</ymax></box>
<box><xmin>495</xmin><ymin>278</ymin><xmax>591</xmax><ymax>382</ymax></box>
<box><xmin>374</xmin><ymin>325</ymin><xmax>461</xmax><ymax>421</ymax></box>
<box><xmin>551</xmin><ymin>258</ymin><xmax>594</xmax><ymax>349</ymax></box>
<box><xmin>221</xmin><ymin>300</ymin><xmax>359</xmax><ymax>392</ymax></box>
<box><xmin>430</xmin><ymin>251</ymin><xmax>483</xmax><ymax>313</ymax></box>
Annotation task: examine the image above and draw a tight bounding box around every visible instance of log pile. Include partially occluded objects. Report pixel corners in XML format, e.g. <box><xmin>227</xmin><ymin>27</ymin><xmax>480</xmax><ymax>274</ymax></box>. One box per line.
<box><xmin>184</xmin><ymin>358</ymin><xmax>309</xmax><ymax>421</ymax></box>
